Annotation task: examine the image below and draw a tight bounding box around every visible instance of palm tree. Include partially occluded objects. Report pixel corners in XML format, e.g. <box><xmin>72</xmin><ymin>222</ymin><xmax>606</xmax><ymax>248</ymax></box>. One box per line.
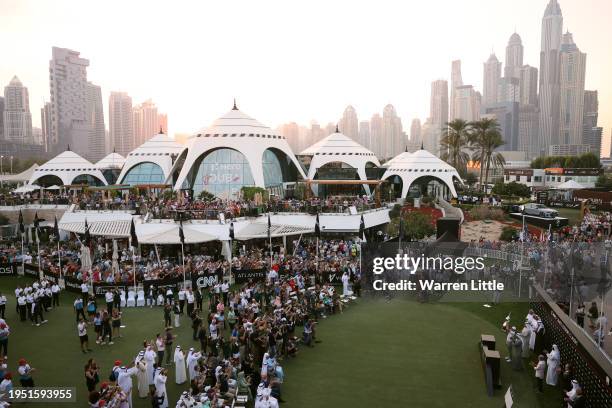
<box><xmin>469</xmin><ymin>118</ymin><xmax>505</xmax><ymax>192</ymax></box>
<box><xmin>440</xmin><ymin>119</ymin><xmax>471</xmax><ymax>174</ymax></box>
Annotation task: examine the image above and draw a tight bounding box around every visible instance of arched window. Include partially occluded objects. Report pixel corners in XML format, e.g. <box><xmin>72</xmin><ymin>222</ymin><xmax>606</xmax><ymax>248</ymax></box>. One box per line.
<box><xmin>122</xmin><ymin>162</ymin><xmax>165</xmax><ymax>185</ymax></box>
<box><xmin>72</xmin><ymin>174</ymin><xmax>105</xmax><ymax>186</ymax></box>
<box><xmin>189</xmin><ymin>148</ymin><xmax>255</xmax><ymax>199</ymax></box>
<box><xmin>262</xmin><ymin>149</ymin><xmax>283</xmax><ymax>187</ymax></box>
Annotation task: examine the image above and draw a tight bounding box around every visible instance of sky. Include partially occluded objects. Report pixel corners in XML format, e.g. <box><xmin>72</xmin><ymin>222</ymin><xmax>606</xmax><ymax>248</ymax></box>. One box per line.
<box><xmin>1</xmin><ymin>0</ymin><xmax>611</xmax><ymax>154</ymax></box>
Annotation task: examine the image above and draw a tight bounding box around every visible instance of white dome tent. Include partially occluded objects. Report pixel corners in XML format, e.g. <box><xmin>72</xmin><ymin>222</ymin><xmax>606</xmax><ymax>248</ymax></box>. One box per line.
<box><xmin>381</xmin><ymin>147</ymin><xmax>463</xmax><ymax>199</ymax></box>
<box><xmin>299</xmin><ymin>127</ymin><xmax>380</xmax><ymax>194</ymax></box>
<box><xmin>96</xmin><ymin>151</ymin><xmax>126</xmax><ymax>184</ymax></box>
<box><xmin>172</xmin><ymin>102</ymin><xmax>306</xmax><ymax>199</ymax></box>
<box><xmin>28</xmin><ymin>148</ymin><xmax>107</xmax><ymax>187</ymax></box>
<box><xmin>117</xmin><ymin>131</ymin><xmax>186</xmax><ymax>186</ymax></box>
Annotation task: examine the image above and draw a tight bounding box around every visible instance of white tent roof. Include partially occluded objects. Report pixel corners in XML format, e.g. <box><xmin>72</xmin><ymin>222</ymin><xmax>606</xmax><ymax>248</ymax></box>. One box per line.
<box><xmin>382</xmin><ymin>149</ymin><xmax>463</xmax><ymax>198</ymax></box>
<box><xmin>96</xmin><ymin>152</ymin><xmax>126</xmax><ymax>169</ymax></box>
<box><xmin>136</xmin><ymin>222</ymin><xmax>217</xmax><ymax>244</ymax></box>
<box><xmin>0</xmin><ymin>163</ymin><xmax>39</xmax><ymax>182</ymax></box>
<box><xmin>172</xmin><ymin>106</ymin><xmax>306</xmax><ymax>192</ymax></box>
<box><xmin>13</xmin><ymin>184</ymin><xmax>40</xmax><ymax>193</ymax></box>
<box><xmin>556</xmin><ymin>179</ymin><xmax>584</xmax><ymax>190</ymax></box>
<box><xmin>117</xmin><ymin>133</ymin><xmax>186</xmax><ymax>185</ymax></box>
<box><xmin>300</xmin><ymin>131</ymin><xmax>378</xmax><ymax>158</ymax></box>
<box><xmin>28</xmin><ymin>150</ymin><xmax>107</xmax><ymax>186</ymax></box>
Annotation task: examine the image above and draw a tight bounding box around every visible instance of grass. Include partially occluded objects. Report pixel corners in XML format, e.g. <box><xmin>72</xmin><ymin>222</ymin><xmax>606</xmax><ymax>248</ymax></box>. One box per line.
<box><xmin>0</xmin><ymin>276</ymin><xmax>561</xmax><ymax>407</ymax></box>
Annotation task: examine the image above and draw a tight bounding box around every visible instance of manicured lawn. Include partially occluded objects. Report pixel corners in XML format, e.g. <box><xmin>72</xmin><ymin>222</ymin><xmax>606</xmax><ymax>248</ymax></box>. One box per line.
<box><xmin>0</xmin><ymin>276</ymin><xmax>560</xmax><ymax>407</ymax></box>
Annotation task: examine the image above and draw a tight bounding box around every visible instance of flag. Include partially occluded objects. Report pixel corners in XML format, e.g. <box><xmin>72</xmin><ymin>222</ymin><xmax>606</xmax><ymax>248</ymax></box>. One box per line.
<box><xmin>359</xmin><ymin>214</ymin><xmax>366</xmax><ymax>242</ymax></box>
<box><xmin>18</xmin><ymin>210</ymin><xmax>25</xmax><ymax>235</ymax></box>
<box><xmin>267</xmin><ymin>213</ymin><xmax>272</xmax><ymax>242</ymax></box>
<box><xmin>84</xmin><ymin>218</ymin><xmax>91</xmax><ymax>246</ymax></box>
<box><xmin>547</xmin><ymin>224</ymin><xmax>552</xmax><ymax>242</ymax></box>
<box><xmin>33</xmin><ymin>212</ymin><xmax>40</xmax><ymax>243</ymax></box>
<box><xmin>519</xmin><ymin>215</ymin><xmax>529</xmax><ymax>242</ymax></box>
<box><xmin>314</xmin><ymin>213</ymin><xmax>321</xmax><ymax>239</ymax></box>
<box><xmin>130</xmin><ymin>219</ymin><xmax>138</xmax><ymax>247</ymax></box>
<box><xmin>53</xmin><ymin>216</ymin><xmax>60</xmax><ymax>241</ymax></box>
<box><xmin>229</xmin><ymin>222</ymin><xmax>235</xmax><ymax>240</ymax></box>
<box><xmin>179</xmin><ymin>219</ymin><xmax>185</xmax><ymax>245</ymax></box>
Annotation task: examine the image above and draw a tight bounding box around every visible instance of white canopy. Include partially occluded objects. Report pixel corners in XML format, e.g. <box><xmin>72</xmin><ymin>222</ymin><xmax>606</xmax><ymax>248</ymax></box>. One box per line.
<box><xmin>555</xmin><ymin>180</ymin><xmax>584</xmax><ymax>190</ymax></box>
<box><xmin>45</xmin><ymin>185</ymin><xmax>61</xmax><ymax>190</ymax></box>
<box><xmin>136</xmin><ymin>223</ymin><xmax>217</xmax><ymax>244</ymax></box>
<box><xmin>13</xmin><ymin>184</ymin><xmax>41</xmax><ymax>193</ymax></box>
<box><xmin>0</xmin><ymin>163</ymin><xmax>39</xmax><ymax>183</ymax></box>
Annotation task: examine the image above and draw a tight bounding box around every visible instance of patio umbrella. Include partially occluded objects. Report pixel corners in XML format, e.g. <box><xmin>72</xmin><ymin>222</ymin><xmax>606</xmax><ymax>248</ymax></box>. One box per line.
<box><xmin>81</xmin><ymin>244</ymin><xmax>92</xmax><ymax>277</ymax></box>
<box><xmin>112</xmin><ymin>239</ymin><xmax>119</xmax><ymax>274</ymax></box>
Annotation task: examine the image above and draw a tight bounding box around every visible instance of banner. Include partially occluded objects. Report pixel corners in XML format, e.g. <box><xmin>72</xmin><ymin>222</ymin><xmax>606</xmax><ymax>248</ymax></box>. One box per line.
<box><xmin>0</xmin><ymin>263</ymin><xmax>16</xmax><ymax>276</ymax></box>
<box><xmin>320</xmin><ymin>270</ymin><xmax>343</xmax><ymax>285</ymax></box>
<box><xmin>192</xmin><ymin>272</ymin><xmax>219</xmax><ymax>289</ymax></box>
<box><xmin>234</xmin><ymin>269</ymin><xmax>266</xmax><ymax>283</ymax></box>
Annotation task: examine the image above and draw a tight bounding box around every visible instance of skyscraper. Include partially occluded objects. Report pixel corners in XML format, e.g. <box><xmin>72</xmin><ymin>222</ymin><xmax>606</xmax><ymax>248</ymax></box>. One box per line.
<box><xmin>359</xmin><ymin>120</ymin><xmax>370</xmax><ymax>150</ymax></box>
<box><xmin>519</xmin><ymin>104</ymin><xmax>540</xmax><ymax>158</ymax></box>
<box><xmin>504</xmin><ymin>33</ymin><xmax>524</xmax><ymax>79</ymax></box>
<box><xmin>48</xmin><ymin>47</ymin><xmax>91</xmax><ymax>154</ymax></box>
<box><xmin>370</xmin><ymin>113</ymin><xmax>383</xmax><ymax>158</ymax></box>
<box><xmin>450</xmin><ymin>60</ymin><xmax>463</xmax><ymax>120</ymax></box>
<box><xmin>410</xmin><ymin>118</ymin><xmax>421</xmax><ymax>143</ymax></box>
<box><xmin>2</xmin><ymin>76</ymin><xmax>32</xmax><ymax>144</ymax></box>
<box><xmin>559</xmin><ymin>31</ymin><xmax>587</xmax><ymax>146</ymax></box>
<box><xmin>133</xmin><ymin>99</ymin><xmax>161</xmax><ymax>147</ymax></box>
<box><xmin>519</xmin><ymin>65</ymin><xmax>539</xmax><ymax>106</ymax></box>
<box><xmin>109</xmin><ymin>91</ymin><xmax>134</xmax><ymax>156</ymax></box>
<box><xmin>538</xmin><ymin>0</ymin><xmax>563</xmax><ymax>153</ymax></box>
<box><xmin>453</xmin><ymin>85</ymin><xmax>481</xmax><ymax>122</ymax></box>
<box><xmin>340</xmin><ymin>105</ymin><xmax>358</xmax><ymax>143</ymax></box>
<box><xmin>40</xmin><ymin>102</ymin><xmax>51</xmax><ymax>153</ymax></box>
<box><xmin>483</xmin><ymin>54</ymin><xmax>501</xmax><ymax>105</ymax></box>
<box><xmin>0</xmin><ymin>97</ymin><xmax>4</xmax><ymax>140</ymax></box>
<box><xmin>382</xmin><ymin>104</ymin><xmax>403</xmax><ymax>159</ymax></box>
<box><xmin>429</xmin><ymin>80</ymin><xmax>448</xmax><ymax>156</ymax></box>
<box><xmin>582</xmin><ymin>90</ymin><xmax>602</xmax><ymax>157</ymax></box>
<box><xmin>86</xmin><ymin>83</ymin><xmax>106</xmax><ymax>161</ymax></box>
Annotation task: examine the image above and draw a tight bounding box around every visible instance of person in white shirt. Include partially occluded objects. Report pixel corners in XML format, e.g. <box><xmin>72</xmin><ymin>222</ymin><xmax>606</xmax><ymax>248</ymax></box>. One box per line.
<box><xmin>533</xmin><ymin>354</ymin><xmax>546</xmax><ymax>393</ymax></box>
<box><xmin>155</xmin><ymin>334</ymin><xmax>165</xmax><ymax>366</ymax></box>
<box><xmin>173</xmin><ymin>346</ymin><xmax>186</xmax><ymax>384</ymax></box>
<box><xmin>77</xmin><ymin>319</ymin><xmax>91</xmax><ymax>353</ymax></box>
<box><xmin>153</xmin><ymin>368</ymin><xmax>168</xmax><ymax>408</ymax></box>
<box><xmin>185</xmin><ymin>289</ymin><xmax>195</xmax><ymax>317</ymax></box>
<box><xmin>165</xmin><ymin>288</ymin><xmax>173</xmax><ymax>305</ymax></box>
<box><xmin>105</xmin><ymin>290</ymin><xmax>114</xmax><ymax>313</ymax></box>
<box><xmin>50</xmin><ymin>283</ymin><xmax>60</xmax><ymax>307</ymax></box>
<box><xmin>221</xmin><ymin>281</ymin><xmax>230</xmax><ymax>305</ymax></box>
<box><xmin>80</xmin><ymin>282</ymin><xmax>89</xmax><ymax>296</ymax></box>
<box><xmin>177</xmin><ymin>288</ymin><xmax>186</xmax><ymax>314</ymax></box>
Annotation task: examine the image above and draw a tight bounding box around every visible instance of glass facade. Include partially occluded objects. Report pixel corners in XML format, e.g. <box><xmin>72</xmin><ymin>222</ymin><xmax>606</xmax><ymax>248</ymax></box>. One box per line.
<box><xmin>122</xmin><ymin>162</ymin><xmax>165</xmax><ymax>185</ymax></box>
<box><xmin>191</xmin><ymin>148</ymin><xmax>255</xmax><ymax>199</ymax></box>
<box><xmin>263</xmin><ymin>150</ymin><xmax>283</xmax><ymax>187</ymax></box>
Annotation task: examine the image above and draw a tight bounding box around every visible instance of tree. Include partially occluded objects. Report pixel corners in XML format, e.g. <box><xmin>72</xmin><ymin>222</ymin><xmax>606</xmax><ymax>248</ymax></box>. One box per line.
<box><xmin>469</xmin><ymin>118</ymin><xmax>505</xmax><ymax>192</ymax></box>
<box><xmin>402</xmin><ymin>211</ymin><xmax>435</xmax><ymax>240</ymax></box>
<box><xmin>531</xmin><ymin>152</ymin><xmax>601</xmax><ymax>169</ymax></box>
<box><xmin>596</xmin><ymin>174</ymin><xmax>612</xmax><ymax>191</ymax></box>
<box><xmin>440</xmin><ymin>119</ymin><xmax>471</xmax><ymax>174</ymax></box>
<box><xmin>464</xmin><ymin>172</ymin><xmax>478</xmax><ymax>188</ymax></box>
<box><xmin>491</xmin><ymin>181</ymin><xmax>530</xmax><ymax>197</ymax></box>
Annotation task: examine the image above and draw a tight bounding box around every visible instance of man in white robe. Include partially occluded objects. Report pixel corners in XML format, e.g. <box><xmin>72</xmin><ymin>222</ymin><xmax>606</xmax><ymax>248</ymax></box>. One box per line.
<box><xmin>341</xmin><ymin>272</ymin><xmax>350</xmax><ymax>296</ymax></box>
<box><xmin>187</xmin><ymin>349</ymin><xmax>201</xmax><ymax>381</ymax></box>
<box><xmin>135</xmin><ymin>351</ymin><xmax>149</xmax><ymax>399</ymax></box>
<box><xmin>116</xmin><ymin>365</ymin><xmax>138</xmax><ymax>408</ymax></box>
<box><xmin>144</xmin><ymin>345</ymin><xmax>156</xmax><ymax>385</ymax></box>
<box><xmin>546</xmin><ymin>344</ymin><xmax>560</xmax><ymax>386</ymax></box>
<box><xmin>174</xmin><ymin>345</ymin><xmax>187</xmax><ymax>384</ymax></box>
<box><xmin>529</xmin><ymin>317</ymin><xmax>538</xmax><ymax>351</ymax></box>
<box><xmin>520</xmin><ymin>320</ymin><xmax>531</xmax><ymax>358</ymax></box>
<box><xmin>153</xmin><ymin>369</ymin><xmax>168</xmax><ymax>408</ymax></box>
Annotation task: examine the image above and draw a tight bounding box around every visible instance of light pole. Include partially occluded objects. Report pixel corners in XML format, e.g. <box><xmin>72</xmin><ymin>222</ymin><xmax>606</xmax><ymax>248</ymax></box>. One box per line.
<box><xmin>0</xmin><ymin>155</ymin><xmax>3</xmax><ymax>187</ymax></box>
<box><xmin>10</xmin><ymin>156</ymin><xmax>13</xmax><ymax>174</ymax></box>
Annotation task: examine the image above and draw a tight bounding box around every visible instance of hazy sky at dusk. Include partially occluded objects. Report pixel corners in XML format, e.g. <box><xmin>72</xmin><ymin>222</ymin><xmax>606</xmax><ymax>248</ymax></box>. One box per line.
<box><xmin>2</xmin><ymin>0</ymin><xmax>611</xmax><ymax>153</ymax></box>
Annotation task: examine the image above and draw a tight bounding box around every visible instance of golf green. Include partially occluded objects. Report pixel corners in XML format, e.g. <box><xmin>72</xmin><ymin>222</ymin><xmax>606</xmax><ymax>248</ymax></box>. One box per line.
<box><xmin>0</xmin><ymin>277</ymin><xmax>558</xmax><ymax>407</ymax></box>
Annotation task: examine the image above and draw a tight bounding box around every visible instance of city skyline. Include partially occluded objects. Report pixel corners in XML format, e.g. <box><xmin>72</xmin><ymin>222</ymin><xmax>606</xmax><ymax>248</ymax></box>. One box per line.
<box><xmin>2</xmin><ymin>0</ymin><xmax>611</xmax><ymax>154</ymax></box>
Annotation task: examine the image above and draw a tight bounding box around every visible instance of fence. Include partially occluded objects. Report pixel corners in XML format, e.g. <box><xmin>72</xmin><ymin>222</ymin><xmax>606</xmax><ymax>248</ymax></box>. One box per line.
<box><xmin>531</xmin><ymin>285</ymin><xmax>612</xmax><ymax>407</ymax></box>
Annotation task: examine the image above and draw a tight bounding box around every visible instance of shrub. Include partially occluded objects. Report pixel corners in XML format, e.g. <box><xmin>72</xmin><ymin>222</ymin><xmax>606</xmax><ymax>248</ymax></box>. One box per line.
<box><xmin>500</xmin><ymin>226</ymin><xmax>517</xmax><ymax>241</ymax></box>
<box><xmin>469</xmin><ymin>205</ymin><xmax>505</xmax><ymax>221</ymax></box>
